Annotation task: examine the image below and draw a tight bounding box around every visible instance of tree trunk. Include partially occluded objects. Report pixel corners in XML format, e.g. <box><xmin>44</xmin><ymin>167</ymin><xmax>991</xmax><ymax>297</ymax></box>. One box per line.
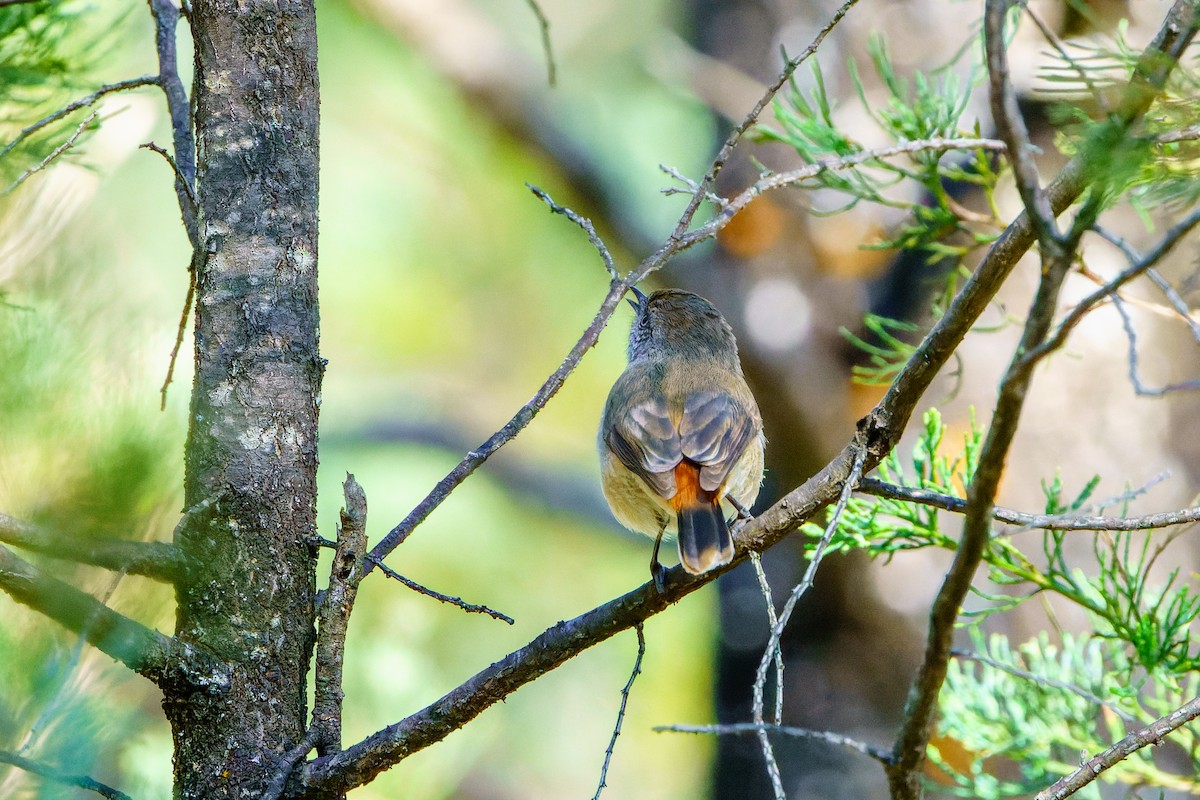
<box><xmin>165</xmin><ymin>1</ymin><xmax>322</xmax><ymax>796</ymax></box>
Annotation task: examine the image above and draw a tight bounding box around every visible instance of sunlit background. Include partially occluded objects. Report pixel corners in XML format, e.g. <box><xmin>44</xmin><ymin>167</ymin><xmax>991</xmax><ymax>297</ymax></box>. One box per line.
<box><xmin>2</xmin><ymin>0</ymin><xmax>1198</xmax><ymax>798</ymax></box>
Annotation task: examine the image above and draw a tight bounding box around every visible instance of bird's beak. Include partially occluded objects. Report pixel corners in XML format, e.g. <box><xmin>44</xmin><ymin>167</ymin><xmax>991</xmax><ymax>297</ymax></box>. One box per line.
<box><xmin>626</xmin><ymin>285</ymin><xmax>648</xmax><ymax>313</ymax></box>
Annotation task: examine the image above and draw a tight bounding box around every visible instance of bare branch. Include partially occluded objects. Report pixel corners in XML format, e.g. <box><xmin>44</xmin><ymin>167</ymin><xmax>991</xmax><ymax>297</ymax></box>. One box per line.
<box><xmin>1021</xmin><ymin>207</ymin><xmax>1200</xmax><ymax>369</ymax></box>
<box><xmin>857</xmin><ymin>478</ymin><xmax>1200</xmax><ymax>532</ymax></box>
<box><xmin>753</xmin><ymin>444</ymin><xmax>867</xmax><ymax>800</ymax></box>
<box><xmin>591</xmin><ymin>623</ymin><xmax>645</xmax><ymax>800</ymax></box>
<box><xmin>0</xmin><ymin>512</ymin><xmax>184</xmax><ymax>581</ymax></box>
<box><xmin>749</xmin><ymin>553</ymin><xmax>784</xmax><ymax>725</ymax></box>
<box><xmin>311</xmin><ymin>475</ymin><xmax>369</xmax><ymax>756</ymax></box>
<box><xmin>520</xmin><ymin>0</ymin><xmax>556</xmax><ymax>87</ymax></box>
<box><xmin>3</xmin><ymin>111</ymin><xmax>97</xmax><ymax>196</ymax></box>
<box><xmin>528</xmin><ymin>184</ymin><xmax>617</xmax><ymax>279</ymax></box>
<box><xmin>655</xmin><ymin>722</ymin><xmax>893</xmax><ymax>766</ymax></box>
<box><xmin>1112</xmin><ymin>293</ymin><xmax>1200</xmax><ymax>396</ymax></box>
<box><xmin>0</xmin><ymin>75</ymin><xmax>158</xmax><ymax>161</ymax></box>
<box><xmin>670</xmin><ymin>0</ymin><xmax>863</xmax><ymax>239</ymax></box>
<box><xmin>1034</xmin><ymin>695</ymin><xmax>1200</xmax><ymax>800</ymax></box>
<box><xmin>159</xmin><ymin>268</ymin><xmax>197</xmax><ymax>410</ymax></box>
<box><xmin>370</xmin><ymin>557</ymin><xmax>514</xmax><ymax>624</ymax></box>
<box><xmin>147</xmin><ymin>0</ymin><xmax>199</xmax><ymax>248</ymax></box>
<box><xmin>0</xmin><ymin>543</ymin><xmax>227</xmax><ymax>689</ymax></box>
<box><xmin>0</xmin><ymin>749</ymin><xmax>132</xmax><ymax>800</ymax></box>
<box><xmin>985</xmin><ymin>0</ymin><xmax>1062</xmax><ymax>250</ymax></box>
<box><xmin>1092</xmin><ymin>225</ymin><xmax>1200</xmax><ymax>341</ymax></box>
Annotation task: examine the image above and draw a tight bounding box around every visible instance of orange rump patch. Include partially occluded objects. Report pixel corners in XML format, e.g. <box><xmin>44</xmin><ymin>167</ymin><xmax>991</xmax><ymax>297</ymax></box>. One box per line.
<box><xmin>671</xmin><ymin>460</ymin><xmax>716</xmax><ymax>511</ymax></box>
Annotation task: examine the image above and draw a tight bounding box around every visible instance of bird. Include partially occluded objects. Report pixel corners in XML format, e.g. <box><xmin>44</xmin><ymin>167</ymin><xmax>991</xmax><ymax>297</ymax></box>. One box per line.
<box><xmin>598</xmin><ymin>287</ymin><xmax>765</xmax><ymax>590</ymax></box>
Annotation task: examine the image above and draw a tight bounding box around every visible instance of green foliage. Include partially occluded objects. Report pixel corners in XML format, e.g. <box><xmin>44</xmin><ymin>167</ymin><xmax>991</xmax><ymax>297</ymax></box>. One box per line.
<box><xmin>756</xmin><ymin>32</ymin><xmax>999</xmax><ymax>260</ymax></box>
<box><xmin>839</xmin><ymin>314</ymin><xmax>920</xmax><ymax>385</ymax></box>
<box><xmin>934</xmin><ymin>631</ymin><xmax>1200</xmax><ymax>799</ymax></box>
<box><xmin>0</xmin><ymin>1</ymin><xmax>112</xmax><ymax>187</ymax></box>
<box><xmin>805</xmin><ymin>407</ymin><xmax>1200</xmax><ymax>796</ymax></box>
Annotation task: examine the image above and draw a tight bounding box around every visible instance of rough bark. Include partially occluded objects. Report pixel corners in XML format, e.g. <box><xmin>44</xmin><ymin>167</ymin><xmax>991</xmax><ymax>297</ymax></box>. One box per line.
<box><xmin>164</xmin><ymin>1</ymin><xmax>322</xmax><ymax>797</ymax></box>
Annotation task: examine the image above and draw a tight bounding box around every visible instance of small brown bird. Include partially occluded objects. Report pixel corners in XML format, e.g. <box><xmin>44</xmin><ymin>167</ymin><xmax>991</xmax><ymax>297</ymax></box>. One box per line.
<box><xmin>599</xmin><ymin>287</ymin><xmax>765</xmax><ymax>590</ymax></box>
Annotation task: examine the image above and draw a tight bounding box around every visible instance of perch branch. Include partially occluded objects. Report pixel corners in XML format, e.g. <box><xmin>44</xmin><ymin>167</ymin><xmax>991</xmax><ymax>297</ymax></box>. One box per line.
<box><xmin>363</xmin><ymin>0</ymin><xmax>867</xmax><ymax>574</ymax></box>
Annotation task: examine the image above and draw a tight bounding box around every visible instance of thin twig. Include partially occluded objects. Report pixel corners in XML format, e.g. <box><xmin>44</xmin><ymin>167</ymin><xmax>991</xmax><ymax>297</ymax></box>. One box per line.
<box><xmin>528</xmin><ymin>184</ymin><xmax>617</xmax><ymax>279</ymax></box>
<box><xmin>1034</xmin><ymin>695</ymin><xmax>1200</xmax><ymax>800</ymax></box>
<box><xmin>1019</xmin><ymin>0</ymin><xmax>1110</xmax><ymax>114</ymax></box>
<box><xmin>140</xmin><ymin>141</ymin><xmax>197</xmax><ymax>208</ymax></box>
<box><xmin>985</xmin><ymin>0</ymin><xmax>1062</xmax><ymax>251</ymax></box>
<box><xmin>3</xmin><ymin>111</ymin><xmax>97</xmax><ymax>195</ymax></box>
<box><xmin>147</xmin><ymin>0</ymin><xmax>199</xmax><ymax>247</ymax></box>
<box><xmin>0</xmin><ymin>75</ymin><xmax>158</xmax><ymax>161</ymax></box>
<box><xmin>1020</xmin><ymin>207</ymin><xmax>1200</xmax><ymax>369</ymax></box>
<box><xmin>670</xmin><ymin>0</ymin><xmax>863</xmax><ymax>240</ymax></box>
<box><xmin>520</xmin><ymin>0</ymin><xmax>556</xmax><ymax>87</ymax></box>
<box><xmin>160</xmin><ymin>271</ymin><xmax>196</xmax><ymax>410</ymax></box>
<box><xmin>591</xmin><ymin>623</ymin><xmax>645</xmax><ymax>800</ymax></box>
<box><xmin>749</xmin><ymin>553</ymin><xmax>784</xmax><ymax>725</ymax></box>
<box><xmin>1092</xmin><ymin>225</ymin><xmax>1200</xmax><ymax>341</ymax></box>
<box><xmin>370</xmin><ymin>557</ymin><xmax>514</xmax><ymax>625</ymax></box>
<box><xmin>656</xmin><ymin>722</ymin><xmax>893</xmax><ymax>765</ymax></box>
<box><xmin>857</xmin><ymin>478</ymin><xmax>1200</xmax><ymax>532</ymax></box>
<box><xmin>1112</xmin><ymin>293</ymin><xmax>1200</xmax><ymax>396</ymax></box>
<box><xmin>752</xmin><ymin>445</ymin><xmax>868</xmax><ymax>800</ymax></box>
<box><xmin>0</xmin><ymin>750</ymin><xmax>131</xmax><ymax>800</ymax></box>
<box><xmin>950</xmin><ymin>649</ymin><xmax>1139</xmax><ymax>724</ymax></box>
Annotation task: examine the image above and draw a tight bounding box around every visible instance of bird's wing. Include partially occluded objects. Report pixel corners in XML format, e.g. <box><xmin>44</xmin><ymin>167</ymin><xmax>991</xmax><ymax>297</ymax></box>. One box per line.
<box><xmin>605</xmin><ymin>394</ymin><xmax>680</xmax><ymax>499</ymax></box>
<box><xmin>679</xmin><ymin>390</ymin><xmax>757</xmax><ymax>492</ymax></box>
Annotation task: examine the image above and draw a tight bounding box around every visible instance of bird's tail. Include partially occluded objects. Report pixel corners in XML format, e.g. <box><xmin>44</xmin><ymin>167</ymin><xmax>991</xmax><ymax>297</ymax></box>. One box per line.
<box><xmin>673</xmin><ymin>461</ymin><xmax>734</xmax><ymax>575</ymax></box>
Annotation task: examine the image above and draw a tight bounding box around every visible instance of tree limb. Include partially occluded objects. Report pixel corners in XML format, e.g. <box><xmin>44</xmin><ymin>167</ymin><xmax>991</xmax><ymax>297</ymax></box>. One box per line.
<box><xmin>0</xmin><ymin>512</ymin><xmax>185</xmax><ymax>581</ymax></box>
<box><xmin>0</xmin><ymin>749</ymin><xmax>132</xmax><ymax>800</ymax></box>
<box><xmin>0</xmin><ymin>543</ymin><xmax>227</xmax><ymax>690</ymax></box>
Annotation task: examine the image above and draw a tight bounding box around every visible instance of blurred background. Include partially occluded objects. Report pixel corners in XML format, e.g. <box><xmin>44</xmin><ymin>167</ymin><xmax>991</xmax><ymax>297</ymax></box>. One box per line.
<box><xmin>1</xmin><ymin>0</ymin><xmax>1198</xmax><ymax>797</ymax></box>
